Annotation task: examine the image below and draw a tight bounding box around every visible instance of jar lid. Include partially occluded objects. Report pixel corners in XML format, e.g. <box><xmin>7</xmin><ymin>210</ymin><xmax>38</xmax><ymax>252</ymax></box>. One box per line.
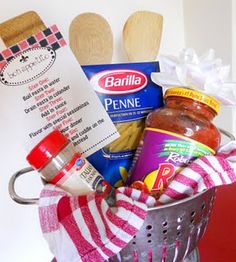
<box><xmin>164</xmin><ymin>87</ymin><xmax>220</xmax><ymax>114</ymax></box>
<box><xmin>26</xmin><ymin>130</ymin><xmax>69</xmax><ymax>170</ymax></box>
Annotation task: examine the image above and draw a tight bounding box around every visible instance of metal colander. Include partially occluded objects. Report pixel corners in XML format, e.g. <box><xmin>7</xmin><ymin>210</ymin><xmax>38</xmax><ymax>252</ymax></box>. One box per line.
<box><xmin>110</xmin><ymin>188</ymin><xmax>215</xmax><ymax>262</ymax></box>
<box><xmin>9</xmin><ymin>169</ymin><xmax>215</xmax><ymax>262</ymax></box>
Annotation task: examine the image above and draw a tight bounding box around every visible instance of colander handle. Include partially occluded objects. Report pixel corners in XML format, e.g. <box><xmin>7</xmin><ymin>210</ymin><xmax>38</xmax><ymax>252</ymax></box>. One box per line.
<box><xmin>8</xmin><ymin>167</ymin><xmax>39</xmax><ymax>205</ymax></box>
<box><xmin>219</xmin><ymin>127</ymin><xmax>235</xmax><ymax>141</ymax></box>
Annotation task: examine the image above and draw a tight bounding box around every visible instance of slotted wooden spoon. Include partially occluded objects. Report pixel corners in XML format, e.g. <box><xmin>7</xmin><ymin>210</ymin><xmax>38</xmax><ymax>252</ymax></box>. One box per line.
<box><xmin>123</xmin><ymin>11</ymin><xmax>163</xmax><ymax>62</ymax></box>
<box><xmin>69</xmin><ymin>12</ymin><xmax>113</xmax><ymax>65</ymax></box>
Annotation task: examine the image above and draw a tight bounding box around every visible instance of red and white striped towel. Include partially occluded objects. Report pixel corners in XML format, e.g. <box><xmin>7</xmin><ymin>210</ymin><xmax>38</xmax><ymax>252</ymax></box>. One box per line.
<box><xmin>39</xmin><ymin>185</ymin><xmax>156</xmax><ymax>262</ymax></box>
<box><xmin>158</xmin><ymin>141</ymin><xmax>236</xmax><ymax>204</ymax></box>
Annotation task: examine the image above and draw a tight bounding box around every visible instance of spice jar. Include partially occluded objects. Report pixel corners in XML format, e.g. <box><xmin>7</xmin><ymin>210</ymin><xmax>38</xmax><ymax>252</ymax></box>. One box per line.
<box><xmin>128</xmin><ymin>87</ymin><xmax>221</xmax><ymax>197</ymax></box>
<box><xmin>26</xmin><ymin>129</ymin><xmax>113</xmax><ymax>199</ymax></box>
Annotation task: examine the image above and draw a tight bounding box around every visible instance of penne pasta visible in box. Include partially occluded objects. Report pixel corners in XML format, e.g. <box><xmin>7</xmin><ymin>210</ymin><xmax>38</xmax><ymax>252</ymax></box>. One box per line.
<box><xmin>82</xmin><ymin>62</ymin><xmax>163</xmax><ymax>187</ymax></box>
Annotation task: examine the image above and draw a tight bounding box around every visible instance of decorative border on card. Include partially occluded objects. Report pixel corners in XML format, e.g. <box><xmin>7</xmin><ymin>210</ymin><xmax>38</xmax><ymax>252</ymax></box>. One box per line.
<box><xmin>0</xmin><ymin>25</ymin><xmax>66</xmax><ymax>70</ymax></box>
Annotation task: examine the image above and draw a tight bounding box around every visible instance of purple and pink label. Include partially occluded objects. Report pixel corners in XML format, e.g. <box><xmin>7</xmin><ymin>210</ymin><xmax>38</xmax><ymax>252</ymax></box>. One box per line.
<box><xmin>129</xmin><ymin>128</ymin><xmax>214</xmax><ymax>193</ymax></box>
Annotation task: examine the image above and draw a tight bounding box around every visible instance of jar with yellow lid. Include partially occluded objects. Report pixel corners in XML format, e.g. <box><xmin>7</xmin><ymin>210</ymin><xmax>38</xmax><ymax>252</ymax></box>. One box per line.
<box><xmin>128</xmin><ymin>87</ymin><xmax>221</xmax><ymax>198</ymax></box>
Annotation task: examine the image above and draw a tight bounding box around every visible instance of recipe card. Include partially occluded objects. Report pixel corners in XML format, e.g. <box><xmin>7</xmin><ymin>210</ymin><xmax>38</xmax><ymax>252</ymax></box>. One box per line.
<box><xmin>0</xmin><ymin>19</ymin><xmax>119</xmax><ymax>156</ymax></box>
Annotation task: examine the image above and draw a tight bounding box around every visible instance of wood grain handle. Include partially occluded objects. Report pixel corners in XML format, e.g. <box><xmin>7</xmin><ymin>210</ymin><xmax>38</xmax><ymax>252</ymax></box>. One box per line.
<box><xmin>0</xmin><ymin>11</ymin><xmax>46</xmax><ymax>47</ymax></box>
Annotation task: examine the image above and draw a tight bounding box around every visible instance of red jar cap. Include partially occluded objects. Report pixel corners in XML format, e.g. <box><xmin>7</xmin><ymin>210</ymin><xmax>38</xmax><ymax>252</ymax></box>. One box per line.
<box><xmin>26</xmin><ymin>130</ymin><xmax>69</xmax><ymax>170</ymax></box>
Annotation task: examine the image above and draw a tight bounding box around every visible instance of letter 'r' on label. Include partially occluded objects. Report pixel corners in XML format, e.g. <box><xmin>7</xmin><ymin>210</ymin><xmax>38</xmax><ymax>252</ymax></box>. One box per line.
<box><xmin>151</xmin><ymin>163</ymin><xmax>175</xmax><ymax>191</ymax></box>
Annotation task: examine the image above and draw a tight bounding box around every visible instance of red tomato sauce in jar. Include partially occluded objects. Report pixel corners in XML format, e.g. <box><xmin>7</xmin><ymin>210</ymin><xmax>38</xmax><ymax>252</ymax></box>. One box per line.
<box><xmin>128</xmin><ymin>87</ymin><xmax>221</xmax><ymax>197</ymax></box>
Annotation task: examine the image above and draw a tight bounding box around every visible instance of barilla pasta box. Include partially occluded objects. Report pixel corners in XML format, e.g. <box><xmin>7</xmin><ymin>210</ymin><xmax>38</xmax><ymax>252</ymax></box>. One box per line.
<box><xmin>82</xmin><ymin>62</ymin><xmax>163</xmax><ymax>187</ymax></box>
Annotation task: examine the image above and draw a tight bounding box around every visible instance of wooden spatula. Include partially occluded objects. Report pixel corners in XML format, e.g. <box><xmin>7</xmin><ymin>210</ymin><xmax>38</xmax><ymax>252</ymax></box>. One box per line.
<box><xmin>69</xmin><ymin>13</ymin><xmax>113</xmax><ymax>65</ymax></box>
<box><xmin>123</xmin><ymin>11</ymin><xmax>163</xmax><ymax>62</ymax></box>
<box><xmin>0</xmin><ymin>11</ymin><xmax>46</xmax><ymax>48</ymax></box>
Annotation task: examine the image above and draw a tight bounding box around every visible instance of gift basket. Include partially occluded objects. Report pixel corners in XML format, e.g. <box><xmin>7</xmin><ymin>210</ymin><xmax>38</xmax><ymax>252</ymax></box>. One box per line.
<box><xmin>5</xmin><ymin>10</ymin><xmax>236</xmax><ymax>262</ymax></box>
<box><xmin>8</xmin><ymin>47</ymin><xmax>236</xmax><ymax>262</ymax></box>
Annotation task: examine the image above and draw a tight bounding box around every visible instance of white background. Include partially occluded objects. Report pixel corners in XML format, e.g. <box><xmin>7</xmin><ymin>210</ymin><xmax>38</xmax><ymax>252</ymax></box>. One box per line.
<box><xmin>0</xmin><ymin>0</ymin><xmax>235</xmax><ymax>261</ymax></box>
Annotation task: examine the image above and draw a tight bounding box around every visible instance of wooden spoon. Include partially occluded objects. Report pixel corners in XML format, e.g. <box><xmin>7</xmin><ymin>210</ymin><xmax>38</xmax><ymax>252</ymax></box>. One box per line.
<box><xmin>123</xmin><ymin>11</ymin><xmax>163</xmax><ymax>62</ymax></box>
<box><xmin>69</xmin><ymin>13</ymin><xmax>113</xmax><ymax>65</ymax></box>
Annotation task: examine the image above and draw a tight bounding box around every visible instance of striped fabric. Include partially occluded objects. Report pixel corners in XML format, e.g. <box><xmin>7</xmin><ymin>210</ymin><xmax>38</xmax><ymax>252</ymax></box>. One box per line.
<box><xmin>159</xmin><ymin>141</ymin><xmax>236</xmax><ymax>204</ymax></box>
<box><xmin>39</xmin><ymin>185</ymin><xmax>156</xmax><ymax>262</ymax></box>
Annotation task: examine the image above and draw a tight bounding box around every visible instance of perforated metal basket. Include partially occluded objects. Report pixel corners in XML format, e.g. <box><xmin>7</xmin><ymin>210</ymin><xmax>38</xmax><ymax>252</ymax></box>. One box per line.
<box><xmin>110</xmin><ymin>188</ymin><xmax>215</xmax><ymax>262</ymax></box>
<box><xmin>9</xmin><ymin>168</ymin><xmax>214</xmax><ymax>262</ymax></box>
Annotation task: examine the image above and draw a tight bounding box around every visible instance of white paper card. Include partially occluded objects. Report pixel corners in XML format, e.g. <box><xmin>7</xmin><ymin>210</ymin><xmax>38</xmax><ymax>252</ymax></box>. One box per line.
<box><xmin>0</xmin><ymin>25</ymin><xmax>119</xmax><ymax>156</ymax></box>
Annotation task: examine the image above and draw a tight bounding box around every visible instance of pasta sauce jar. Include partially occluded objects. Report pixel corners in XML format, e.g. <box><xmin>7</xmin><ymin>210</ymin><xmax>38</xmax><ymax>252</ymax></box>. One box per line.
<box><xmin>128</xmin><ymin>87</ymin><xmax>221</xmax><ymax>197</ymax></box>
